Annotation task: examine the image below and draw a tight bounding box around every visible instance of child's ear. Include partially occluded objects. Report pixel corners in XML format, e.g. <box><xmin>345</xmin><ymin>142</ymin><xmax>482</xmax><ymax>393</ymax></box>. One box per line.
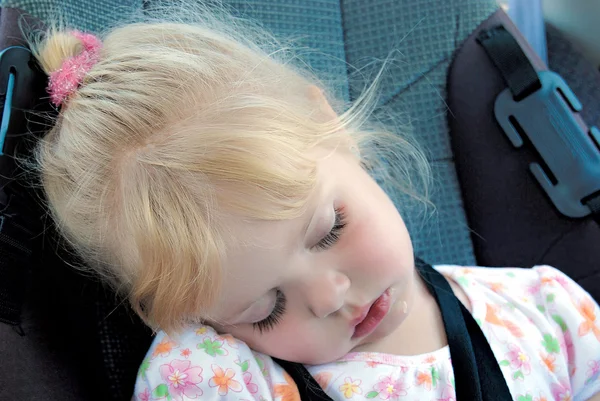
<box><xmin>307</xmin><ymin>85</ymin><xmax>338</xmax><ymax>122</ymax></box>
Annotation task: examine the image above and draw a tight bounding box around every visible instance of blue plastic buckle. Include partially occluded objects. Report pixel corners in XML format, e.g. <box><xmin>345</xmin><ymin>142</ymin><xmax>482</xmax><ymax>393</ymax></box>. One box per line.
<box><xmin>0</xmin><ymin>46</ymin><xmax>46</xmax><ymax>157</ymax></box>
<box><xmin>495</xmin><ymin>70</ymin><xmax>600</xmax><ymax>218</ymax></box>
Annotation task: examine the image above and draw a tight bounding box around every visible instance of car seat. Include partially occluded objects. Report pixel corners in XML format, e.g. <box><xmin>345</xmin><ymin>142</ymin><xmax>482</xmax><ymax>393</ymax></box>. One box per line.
<box><xmin>1</xmin><ymin>0</ymin><xmax>599</xmax><ymax>400</ymax></box>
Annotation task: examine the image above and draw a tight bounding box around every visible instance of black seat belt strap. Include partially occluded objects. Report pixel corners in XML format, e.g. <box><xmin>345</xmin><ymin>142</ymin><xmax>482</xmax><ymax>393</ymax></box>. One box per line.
<box><xmin>416</xmin><ymin>259</ymin><xmax>512</xmax><ymax>401</ymax></box>
<box><xmin>476</xmin><ymin>26</ymin><xmax>541</xmax><ymax>101</ymax></box>
<box><xmin>272</xmin><ymin>358</ymin><xmax>334</xmax><ymax>401</ymax></box>
<box><xmin>416</xmin><ymin>260</ymin><xmax>484</xmax><ymax>400</ymax></box>
<box><xmin>584</xmin><ymin>194</ymin><xmax>600</xmax><ymax>225</ymax></box>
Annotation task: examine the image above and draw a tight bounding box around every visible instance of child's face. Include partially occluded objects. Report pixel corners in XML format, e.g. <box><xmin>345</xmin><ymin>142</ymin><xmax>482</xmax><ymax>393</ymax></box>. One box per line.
<box><xmin>208</xmin><ymin>149</ymin><xmax>416</xmax><ymax>364</ymax></box>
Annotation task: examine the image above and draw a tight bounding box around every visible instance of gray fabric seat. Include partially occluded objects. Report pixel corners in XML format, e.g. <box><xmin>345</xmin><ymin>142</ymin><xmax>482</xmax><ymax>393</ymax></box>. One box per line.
<box><xmin>0</xmin><ymin>0</ymin><xmax>499</xmax><ymax>265</ymax></box>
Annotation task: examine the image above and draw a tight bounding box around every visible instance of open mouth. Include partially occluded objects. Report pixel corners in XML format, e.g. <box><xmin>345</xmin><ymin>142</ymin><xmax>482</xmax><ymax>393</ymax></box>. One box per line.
<box><xmin>351</xmin><ymin>288</ymin><xmax>392</xmax><ymax>339</ymax></box>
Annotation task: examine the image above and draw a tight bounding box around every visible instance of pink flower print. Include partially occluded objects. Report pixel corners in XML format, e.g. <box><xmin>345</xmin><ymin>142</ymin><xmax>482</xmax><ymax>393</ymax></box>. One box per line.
<box><xmin>500</xmin><ymin>344</ymin><xmax>531</xmax><ymax>381</ymax></box>
<box><xmin>372</xmin><ymin>375</ymin><xmax>408</xmax><ymax>400</ymax></box>
<box><xmin>506</xmin><ymin>344</ymin><xmax>531</xmax><ymax>376</ymax></box>
<box><xmin>551</xmin><ymin>381</ymin><xmax>572</xmax><ymax>401</ymax></box>
<box><xmin>554</xmin><ymin>274</ymin><xmax>569</xmax><ymax>288</ymax></box>
<box><xmin>559</xmin><ymin>332</ymin><xmax>576</xmax><ymax>376</ymax></box>
<box><xmin>527</xmin><ymin>283</ymin><xmax>541</xmax><ymax>295</ymax></box>
<box><xmin>208</xmin><ymin>364</ymin><xmax>243</xmax><ymax>396</ymax></box>
<box><xmin>437</xmin><ymin>384</ymin><xmax>456</xmax><ymax>401</ymax></box>
<box><xmin>158</xmin><ymin>359</ymin><xmax>203</xmax><ymax>401</ymax></box>
<box><xmin>243</xmin><ymin>371</ymin><xmax>259</xmax><ymax>394</ymax></box>
<box><xmin>138</xmin><ymin>388</ymin><xmax>150</xmax><ymax>401</ymax></box>
<box><xmin>586</xmin><ymin>360</ymin><xmax>600</xmax><ymax>385</ymax></box>
<box><xmin>339</xmin><ymin>377</ymin><xmax>363</xmax><ymax>399</ymax></box>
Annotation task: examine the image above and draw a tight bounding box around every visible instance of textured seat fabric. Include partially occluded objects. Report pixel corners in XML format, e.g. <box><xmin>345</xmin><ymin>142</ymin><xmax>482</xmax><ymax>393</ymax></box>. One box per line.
<box><xmin>212</xmin><ymin>0</ymin><xmax>498</xmax><ymax>265</ymax></box>
<box><xmin>1</xmin><ymin>0</ymin><xmax>499</xmax><ymax>265</ymax></box>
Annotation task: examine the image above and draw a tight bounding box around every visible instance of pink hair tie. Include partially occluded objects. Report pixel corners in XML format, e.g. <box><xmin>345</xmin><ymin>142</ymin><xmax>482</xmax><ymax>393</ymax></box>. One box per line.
<box><xmin>47</xmin><ymin>30</ymin><xmax>102</xmax><ymax>107</ymax></box>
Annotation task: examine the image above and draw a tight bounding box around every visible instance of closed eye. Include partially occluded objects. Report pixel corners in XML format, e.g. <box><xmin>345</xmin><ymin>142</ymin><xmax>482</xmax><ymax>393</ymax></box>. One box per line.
<box><xmin>252</xmin><ymin>290</ymin><xmax>286</xmax><ymax>334</ymax></box>
<box><xmin>312</xmin><ymin>207</ymin><xmax>347</xmax><ymax>251</ymax></box>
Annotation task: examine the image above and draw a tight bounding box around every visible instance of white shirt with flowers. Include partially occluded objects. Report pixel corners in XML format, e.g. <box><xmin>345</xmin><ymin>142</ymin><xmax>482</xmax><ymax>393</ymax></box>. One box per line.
<box><xmin>133</xmin><ymin>265</ymin><xmax>600</xmax><ymax>401</ymax></box>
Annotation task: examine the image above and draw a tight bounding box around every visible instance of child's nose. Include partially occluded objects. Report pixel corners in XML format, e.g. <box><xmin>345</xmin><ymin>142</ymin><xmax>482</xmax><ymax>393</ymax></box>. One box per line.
<box><xmin>305</xmin><ymin>271</ymin><xmax>350</xmax><ymax>318</ymax></box>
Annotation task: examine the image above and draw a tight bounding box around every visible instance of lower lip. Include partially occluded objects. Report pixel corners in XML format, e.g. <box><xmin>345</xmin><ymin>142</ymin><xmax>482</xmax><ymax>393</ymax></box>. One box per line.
<box><xmin>352</xmin><ymin>289</ymin><xmax>392</xmax><ymax>339</ymax></box>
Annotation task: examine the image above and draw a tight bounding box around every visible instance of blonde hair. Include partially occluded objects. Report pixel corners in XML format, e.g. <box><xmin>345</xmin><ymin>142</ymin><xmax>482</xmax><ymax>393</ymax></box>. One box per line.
<box><xmin>29</xmin><ymin>2</ymin><xmax>431</xmax><ymax>334</ymax></box>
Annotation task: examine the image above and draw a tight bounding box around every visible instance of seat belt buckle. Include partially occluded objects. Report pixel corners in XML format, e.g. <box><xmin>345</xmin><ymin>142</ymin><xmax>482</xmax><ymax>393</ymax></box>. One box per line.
<box><xmin>0</xmin><ymin>46</ymin><xmax>48</xmax><ymax>158</ymax></box>
<box><xmin>495</xmin><ymin>70</ymin><xmax>600</xmax><ymax>218</ymax></box>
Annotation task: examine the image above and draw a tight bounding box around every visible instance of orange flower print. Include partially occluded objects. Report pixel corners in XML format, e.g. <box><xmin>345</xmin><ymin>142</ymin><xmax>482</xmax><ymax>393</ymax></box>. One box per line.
<box><xmin>195</xmin><ymin>327</ymin><xmax>208</xmax><ymax>336</ymax></box>
<box><xmin>274</xmin><ymin>372</ymin><xmax>300</xmax><ymax>401</ymax></box>
<box><xmin>485</xmin><ymin>304</ymin><xmax>503</xmax><ymax>326</ymax></box>
<box><xmin>416</xmin><ymin>371</ymin><xmax>433</xmax><ymax>391</ymax></box>
<box><xmin>180</xmin><ymin>348</ymin><xmax>192</xmax><ymax>359</ymax></box>
<box><xmin>208</xmin><ymin>364</ymin><xmax>243</xmax><ymax>396</ymax></box>
<box><xmin>423</xmin><ymin>355</ymin><xmax>437</xmax><ymax>364</ymax></box>
<box><xmin>416</xmin><ymin>373</ymin><xmax>432</xmax><ymax>390</ymax></box>
<box><xmin>314</xmin><ymin>372</ymin><xmax>333</xmax><ymax>389</ymax></box>
<box><xmin>216</xmin><ymin>333</ymin><xmax>239</xmax><ymax>348</ymax></box>
<box><xmin>577</xmin><ymin>297</ymin><xmax>600</xmax><ymax>342</ymax></box>
<box><xmin>490</xmin><ymin>282</ymin><xmax>505</xmax><ymax>293</ymax></box>
<box><xmin>339</xmin><ymin>377</ymin><xmax>363</xmax><ymax>399</ymax></box>
<box><xmin>152</xmin><ymin>337</ymin><xmax>177</xmax><ymax>358</ymax></box>
<box><xmin>485</xmin><ymin>304</ymin><xmax>523</xmax><ymax>337</ymax></box>
<box><xmin>541</xmin><ymin>353</ymin><xmax>557</xmax><ymax>373</ymax></box>
<box><xmin>366</xmin><ymin>361</ymin><xmax>381</xmax><ymax>368</ymax></box>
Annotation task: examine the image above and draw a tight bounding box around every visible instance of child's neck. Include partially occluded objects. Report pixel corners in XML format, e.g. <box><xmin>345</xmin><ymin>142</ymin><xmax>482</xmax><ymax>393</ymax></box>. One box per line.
<box><xmin>352</xmin><ymin>273</ymin><xmax>471</xmax><ymax>357</ymax></box>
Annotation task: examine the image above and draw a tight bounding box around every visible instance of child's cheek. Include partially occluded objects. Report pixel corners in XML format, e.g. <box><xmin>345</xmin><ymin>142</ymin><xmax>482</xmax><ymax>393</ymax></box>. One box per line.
<box><xmin>252</xmin><ymin>321</ymin><xmax>342</xmax><ymax>364</ymax></box>
<box><xmin>342</xmin><ymin>210</ymin><xmax>412</xmax><ymax>280</ymax></box>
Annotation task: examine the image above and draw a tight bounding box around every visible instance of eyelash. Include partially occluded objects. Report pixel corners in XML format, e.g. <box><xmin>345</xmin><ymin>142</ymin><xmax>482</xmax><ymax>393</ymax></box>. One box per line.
<box><xmin>252</xmin><ymin>208</ymin><xmax>347</xmax><ymax>333</ymax></box>
<box><xmin>313</xmin><ymin>208</ymin><xmax>347</xmax><ymax>251</ymax></box>
<box><xmin>253</xmin><ymin>289</ymin><xmax>287</xmax><ymax>334</ymax></box>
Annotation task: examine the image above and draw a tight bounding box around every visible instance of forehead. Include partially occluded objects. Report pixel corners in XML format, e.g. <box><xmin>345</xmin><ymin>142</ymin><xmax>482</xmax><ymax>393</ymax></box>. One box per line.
<box><xmin>207</xmin><ymin>158</ymin><xmax>331</xmax><ymax>321</ymax></box>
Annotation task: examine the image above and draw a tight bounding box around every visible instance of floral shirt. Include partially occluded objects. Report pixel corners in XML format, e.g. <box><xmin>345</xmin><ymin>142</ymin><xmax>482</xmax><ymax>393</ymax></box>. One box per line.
<box><xmin>133</xmin><ymin>265</ymin><xmax>600</xmax><ymax>401</ymax></box>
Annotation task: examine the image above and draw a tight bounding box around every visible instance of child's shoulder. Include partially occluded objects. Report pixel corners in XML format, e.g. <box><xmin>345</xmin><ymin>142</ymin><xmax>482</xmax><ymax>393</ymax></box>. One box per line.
<box><xmin>435</xmin><ymin>263</ymin><xmax>597</xmax><ymax>320</ymax></box>
<box><xmin>134</xmin><ymin>326</ymin><xmax>290</xmax><ymax>401</ymax></box>
<box><xmin>436</xmin><ymin>264</ymin><xmax>600</xmax><ymax>401</ymax></box>
<box><xmin>434</xmin><ymin>264</ymin><xmax>582</xmax><ymax>301</ymax></box>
